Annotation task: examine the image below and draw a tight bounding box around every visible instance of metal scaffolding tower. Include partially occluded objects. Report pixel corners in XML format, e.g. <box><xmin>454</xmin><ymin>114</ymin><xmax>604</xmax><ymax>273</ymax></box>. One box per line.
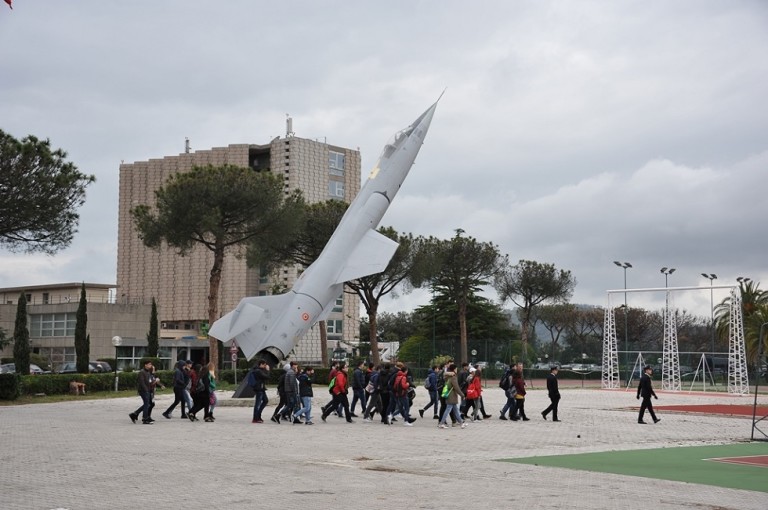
<box><xmin>728</xmin><ymin>289</ymin><xmax>749</xmax><ymax>395</ymax></box>
<box><xmin>661</xmin><ymin>291</ymin><xmax>682</xmax><ymax>391</ymax></box>
<box><xmin>602</xmin><ymin>295</ymin><xmax>620</xmax><ymax>389</ymax></box>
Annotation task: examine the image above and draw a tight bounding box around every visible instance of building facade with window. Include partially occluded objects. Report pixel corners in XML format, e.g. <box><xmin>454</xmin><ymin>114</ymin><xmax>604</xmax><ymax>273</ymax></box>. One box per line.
<box><xmin>0</xmin><ymin>283</ymin><xmax>153</xmax><ymax>370</ymax></box>
<box><xmin>117</xmin><ymin>133</ymin><xmax>362</xmax><ymax>365</ymax></box>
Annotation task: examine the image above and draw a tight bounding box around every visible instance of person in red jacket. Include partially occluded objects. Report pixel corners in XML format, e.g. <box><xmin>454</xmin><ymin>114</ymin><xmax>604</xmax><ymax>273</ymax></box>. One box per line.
<box><xmin>321</xmin><ymin>362</ymin><xmax>354</xmax><ymax>423</ymax></box>
<box><xmin>464</xmin><ymin>368</ymin><xmax>483</xmax><ymax>421</ymax></box>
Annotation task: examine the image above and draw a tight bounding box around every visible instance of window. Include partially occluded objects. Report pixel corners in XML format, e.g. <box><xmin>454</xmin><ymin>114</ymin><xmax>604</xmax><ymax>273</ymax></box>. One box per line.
<box><xmin>329</xmin><ymin>151</ymin><xmax>345</xmax><ymax>177</ymax></box>
<box><xmin>327</xmin><ymin>319</ymin><xmax>343</xmax><ymax>335</ymax></box>
<box><xmin>116</xmin><ymin>346</ymin><xmax>147</xmax><ymax>371</ymax></box>
<box><xmin>333</xmin><ymin>295</ymin><xmax>343</xmax><ymax>313</ymax></box>
<box><xmin>30</xmin><ymin>313</ymin><xmax>77</xmax><ymax>337</ymax></box>
<box><xmin>42</xmin><ymin>293</ymin><xmax>49</xmax><ymax>304</ymax></box>
<box><xmin>328</xmin><ymin>181</ymin><xmax>344</xmax><ymax>199</ymax></box>
<box><xmin>259</xmin><ymin>266</ymin><xmax>269</xmax><ymax>284</ymax></box>
<box><xmin>38</xmin><ymin>347</ymin><xmax>75</xmax><ymax>366</ymax></box>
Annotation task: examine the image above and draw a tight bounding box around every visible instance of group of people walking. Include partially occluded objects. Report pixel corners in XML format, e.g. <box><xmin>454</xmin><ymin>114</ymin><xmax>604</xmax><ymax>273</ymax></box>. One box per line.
<box><xmin>129</xmin><ymin>357</ymin><xmax>662</xmax><ymax>427</ymax></box>
<box><xmin>245</xmin><ymin>359</ymin><xmax>568</xmax><ymax>429</ymax></box>
<box><xmin>128</xmin><ymin>359</ymin><xmax>217</xmax><ymax>424</ymax></box>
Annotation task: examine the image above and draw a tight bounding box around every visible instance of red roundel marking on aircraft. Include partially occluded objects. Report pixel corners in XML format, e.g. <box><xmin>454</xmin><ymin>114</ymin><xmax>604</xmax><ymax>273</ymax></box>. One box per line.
<box><xmin>301</xmin><ymin>312</ymin><xmax>310</xmax><ymax>321</ymax></box>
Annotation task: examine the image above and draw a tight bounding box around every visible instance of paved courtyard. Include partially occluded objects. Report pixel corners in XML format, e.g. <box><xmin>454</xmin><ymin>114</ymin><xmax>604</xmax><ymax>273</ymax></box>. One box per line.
<box><xmin>1</xmin><ymin>385</ymin><xmax>766</xmax><ymax>510</ymax></box>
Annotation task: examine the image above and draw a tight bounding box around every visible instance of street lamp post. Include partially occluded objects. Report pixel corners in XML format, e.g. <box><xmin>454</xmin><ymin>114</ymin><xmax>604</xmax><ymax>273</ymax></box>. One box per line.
<box><xmin>701</xmin><ymin>273</ymin><xmax>717</xmax><ymax>354</ymax></box>
<box><xmin>111</xmin><ymin>336</ymin><xmax>122</xmax><ymax>392</ymax></box>
<box><xmin>613</xmin><ymin>261</ymin><xmax>632</xmax><ymax>369</ymax></box>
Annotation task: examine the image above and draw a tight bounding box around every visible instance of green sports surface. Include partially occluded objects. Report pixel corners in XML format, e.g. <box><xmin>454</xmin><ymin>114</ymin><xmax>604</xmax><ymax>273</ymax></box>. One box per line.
<box><xmin>502</xmin><ymin>442</ymin><xmax>768</xmax><ymax>493</ymax></box>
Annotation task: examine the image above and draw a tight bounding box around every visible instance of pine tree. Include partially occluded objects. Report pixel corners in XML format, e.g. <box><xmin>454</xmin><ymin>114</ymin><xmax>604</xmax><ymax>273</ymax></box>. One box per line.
<box><xmin>75</xmin><ymin>282</ymin><xmax>90</xmax><ymax>373</ymax></box>
<box><xmin>12</xmin><ymin>292</ymin><xmax>30</xmax><ymax>375</ymax></box>
<box><xmin>147</xmin><ymin>298</ymin><xmax>159</xmax><ymax>357</ymax></box>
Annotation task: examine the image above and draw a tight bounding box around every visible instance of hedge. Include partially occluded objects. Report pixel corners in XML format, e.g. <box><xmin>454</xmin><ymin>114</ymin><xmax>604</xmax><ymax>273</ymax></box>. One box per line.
<box><xmin>0</xmin><ymin>370</ymin><xmax>176</xmax><ymax>399</ymax></box>
<box><xmin>0</xmin><ymin>373</ymin><xmax>20</xmax><ymax>400</ymax></box>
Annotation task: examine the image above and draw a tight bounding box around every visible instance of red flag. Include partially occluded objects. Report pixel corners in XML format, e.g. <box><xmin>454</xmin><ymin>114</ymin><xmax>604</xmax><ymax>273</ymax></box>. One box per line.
<box><xmin>4</xmin><ymin>0</ymin><xmax>11</xmax><ymax>10</ymax></box>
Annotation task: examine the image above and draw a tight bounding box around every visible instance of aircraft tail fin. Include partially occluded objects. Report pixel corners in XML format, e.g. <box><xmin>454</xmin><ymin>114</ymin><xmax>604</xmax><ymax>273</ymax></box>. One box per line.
<box><xmin>209</xmin><ymin>293</ymin><xmax>294</xmax><ymax>360</ymax></box>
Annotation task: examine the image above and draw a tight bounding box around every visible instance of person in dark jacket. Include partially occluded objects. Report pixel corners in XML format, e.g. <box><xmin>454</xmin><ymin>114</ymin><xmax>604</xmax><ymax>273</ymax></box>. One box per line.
<box><xmin>129</xmin><ymin>360</ymin><xmax>155</xmax><ymax>424</ymax></box>
<box><xmin>163</xmin><ymin>360</ymin><xmax>190</xmax><ymax>419</ymax></box>
<box><xmin>541</xmin><ymin>366</ymin><xmax>561</xmax><ymax>422</ymax></box>
<box><xmin>362</xmin><ymin>364</ymin><xmax>382</xmax><ymax>421</ymax></box>
<box><xmin>377</xmin><ymin>364</ymin><xmax>392</xmax><ymax>423</ymax></box>
<box><xmin>188</xmin><ymin>363</ymin><xmax>211</xmax><ymax>422</ymax></box>
<box><xmin>271</xmin><ymin>366</ymin><xmax>288</xmax><ymax>424</ymax></box>
<box><xmin>419</xmin><ymin>365</ymin><xmax>439</xmax><ymax>419</ymax></box>
<box><xmin>293</xmin><ymin>366</ymin><xmax>315</xmax><ymax>425</ymax></box>
<box><xmin>248</xmin><ymin>359</ymin><xmax>271</xmax><ymax>423</ymax></box>
<box><xmin>637</xmin><ymin>365</ymin><xmax>660</xmax><ymax>424</ymax></box>
<box><xmin>349</xmin><ymin>361</ymin><xmax>366</xmax><ymax>417</ymax></box>
<box><xmin>281</xmin><ymin>361</ymin><xmax>299</xmax><ymax>423</ymax></box>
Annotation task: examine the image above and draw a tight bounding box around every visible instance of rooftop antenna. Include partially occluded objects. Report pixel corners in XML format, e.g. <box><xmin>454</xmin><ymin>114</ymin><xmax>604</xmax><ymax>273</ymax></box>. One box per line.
<box><xmin>286</xmin><ymin>114</ymin><xmax>294</xmax><ymax>138</ymax></box>
<box><xmin>185</xmin><ymin>137</ymin><xmax>191</xmax><ymax>154</ymax></box>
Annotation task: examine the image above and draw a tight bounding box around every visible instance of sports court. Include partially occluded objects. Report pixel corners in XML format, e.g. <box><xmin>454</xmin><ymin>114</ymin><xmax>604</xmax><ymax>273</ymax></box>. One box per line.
<box><xmin>503</xmin><ymin>442</ymin><xmax>768</xmax><ymax>493</ymax></box>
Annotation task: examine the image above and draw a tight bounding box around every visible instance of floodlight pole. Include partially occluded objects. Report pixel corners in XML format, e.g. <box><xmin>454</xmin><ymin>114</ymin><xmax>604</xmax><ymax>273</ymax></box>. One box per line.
<box><xmin>613</xmin><ymin>261</ymin><xmax>632</xmax><ymax>371</ymax></box>
<box><xmin>751</xmin><ymin>322</ymin><xmax>767</xmax><ymax>441</ymax></box>
<box><xmin>701</xmin><ymin>273</ymin><xmax>717</xmax><ymax>355</ymax></box>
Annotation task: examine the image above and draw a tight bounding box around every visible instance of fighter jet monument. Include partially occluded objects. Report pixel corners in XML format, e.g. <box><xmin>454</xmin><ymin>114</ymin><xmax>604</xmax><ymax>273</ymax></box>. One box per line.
<box><xmin>209</xmin><ymin>97</ymin><xmax>440</xmax><ymax>365</ymax></box>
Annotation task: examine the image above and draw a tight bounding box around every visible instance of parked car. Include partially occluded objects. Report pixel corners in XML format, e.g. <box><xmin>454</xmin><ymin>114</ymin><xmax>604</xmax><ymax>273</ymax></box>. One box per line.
<box><xmin>0</xmin><ymin>363</ymin><xmax>46</xmax><ymax>375</ymax></box>
<box><xmin>90</xmin><ymin>361</ymin><xmax>112</xmax><ymax>373</ymax></box>
<box><xmin>56</xmin><ymin>362</ymin><xmax>98</xmax><ymax>374</ymax></box>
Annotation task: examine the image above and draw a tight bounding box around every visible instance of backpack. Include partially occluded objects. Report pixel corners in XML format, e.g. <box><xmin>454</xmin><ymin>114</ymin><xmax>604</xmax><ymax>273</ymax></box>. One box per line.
<box><xmin>247</xmin><ymin>369</ymin><xmax>258</xmax><ymax>389</ymax></box>
<box><xmin>394</xmin><ymin>373</ymin><xmax>409</xmax><ymax>397</ymax></box>
<box><xmin>499</xmin><ymin>369</ymin><xmax>511</xmax><ymax>390</ymax></box>
<box><xmin>424</xmin><ymin>375</ymin><xmax>433</xmax><ymax>390</ymax></box>
<box><xmin>441</xmin><ymin>382</ymin><xmax>451</xmax><ymax>398</ymax></box>
<box><xmin>328</xmin><ymin>376</ymin><xmax>337</xmax><ymax>393</ymax></box>
<box><xmin>195</xmin><ymin>376</ymin><xmax>205</xmax><ymax>393</ymax></box>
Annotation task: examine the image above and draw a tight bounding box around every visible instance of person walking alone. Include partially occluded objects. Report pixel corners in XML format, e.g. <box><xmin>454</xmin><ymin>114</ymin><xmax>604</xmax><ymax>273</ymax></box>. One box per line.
<box><xmin>637</xmin><ymin>365</ymin><xmax>660</xmax><ymax>424</ymax></box>
<box><xmin>541</xmin><ymin>366</ymin><xmax>561</xmax><ymax>422</ymax></box>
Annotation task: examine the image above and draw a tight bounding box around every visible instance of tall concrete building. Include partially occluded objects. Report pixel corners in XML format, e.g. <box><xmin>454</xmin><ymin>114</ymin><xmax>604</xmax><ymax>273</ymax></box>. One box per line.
<box><xmin>117</xmin><ymin>130</ymin><xmax>361</xmax><ymax>364</ymax></box>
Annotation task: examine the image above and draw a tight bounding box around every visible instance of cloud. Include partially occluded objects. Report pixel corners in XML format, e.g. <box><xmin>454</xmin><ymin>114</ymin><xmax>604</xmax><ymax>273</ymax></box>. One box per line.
<box><xmin>1</xmin><ymin>1</ymin><xmax>767</xmax><ymax>322</ymax></box>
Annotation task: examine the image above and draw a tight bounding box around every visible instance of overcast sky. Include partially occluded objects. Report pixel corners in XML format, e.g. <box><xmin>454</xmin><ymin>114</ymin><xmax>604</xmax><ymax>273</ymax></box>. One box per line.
<box><xmin>1</xmin><ymin>1</ymin><xmax>766</xmax><ymax>320</ymax></box>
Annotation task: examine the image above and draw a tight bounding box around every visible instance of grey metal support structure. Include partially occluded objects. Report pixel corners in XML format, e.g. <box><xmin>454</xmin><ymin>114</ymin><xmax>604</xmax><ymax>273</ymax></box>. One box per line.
<box><xmin>751</xmin><ymin>322</ymin><xmax>767</xmax><ymax>441</ymax></box>
<box><xmin>661</xmin><ymin>292</ymin><xmax>682</xmax><ymax>391</ymax></box>
<box><xmin>601</xmin><ymin>295</ymin><xmax>620</xmax><ymax>389</ymax></box>
<box><xmin>728</xmin><ymin>288</ymin><xmax>749</xmax><ymax>395</ymax></box>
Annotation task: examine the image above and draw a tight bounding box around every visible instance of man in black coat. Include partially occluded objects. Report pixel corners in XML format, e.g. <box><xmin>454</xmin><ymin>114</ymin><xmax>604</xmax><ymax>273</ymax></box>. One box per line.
<box><xmin>637</xmin><ymin>365</ymin><xmax>660</xmax><ymax>424</ymax></box>
<box><xmin>541</xmin><ymin>366</ymin><xmax>561</xmax><ymax>422</ymax></box>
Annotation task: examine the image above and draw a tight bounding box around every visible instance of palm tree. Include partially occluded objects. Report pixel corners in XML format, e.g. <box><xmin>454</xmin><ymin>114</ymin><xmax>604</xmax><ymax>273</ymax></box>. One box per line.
<box><xmin>714</xmin><ymin>279</ymin><xmax>768</xmax><ymax>364</ymax></box>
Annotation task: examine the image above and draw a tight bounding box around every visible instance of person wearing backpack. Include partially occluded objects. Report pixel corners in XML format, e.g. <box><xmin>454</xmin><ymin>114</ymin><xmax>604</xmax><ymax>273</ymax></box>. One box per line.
<box><xmin>498</xmin><ymin>367</ymin><xmax>517</xmax><ymax>420</ymax></box>
<box><xmin>321</xmin><ymin>361</ymin><xmax>354</xmax><ymax>423</ymax></box>
<box><xmin>384</xmin><ymin>364</ymin><xmax>404</xmax><ymax>424</ymax></box>
<box><xmin>438</xmin><ymin>363</ymin><xmax>467</xmax><ymax>429</ymax></box>
<box><xmin>393</xmin><ymin>365</ymin><xmax>416</xmax><ymax>426</ymax></box>
<box><xmin>248</xmin><ymin>359</ymin><xmax>270</xmax><ymax>424</ymax></box>
<box><xmin>188</xmin><ymin>363</ymin><xmax>212</xmax><ymax>422</ymax></box>
<box><xmin>362</xmin><ymin>365</ymin><xmax>382</xmax><ymax>422</ymax></box>
<box><xmin>418</xmin><ymin>365</ymin><xmax>439</xmax><ymax>419</ymax></box>
<box><xmin>436</xmin><ymin>363</ymin><xmax>453</xmax><ymax>423</ymax></box>
<box><xmin>321</xmin><ymin>362</ymin><xmax>343</xmax><ymax>418</ymax></box>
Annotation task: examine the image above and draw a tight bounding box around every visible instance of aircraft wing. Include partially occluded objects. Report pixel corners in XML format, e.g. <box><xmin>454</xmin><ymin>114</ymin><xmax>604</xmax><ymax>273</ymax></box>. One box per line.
<box><xmin>334</xmin><ymin>229</ymin><xmax>399</xmax><ymax>284</ymax></box>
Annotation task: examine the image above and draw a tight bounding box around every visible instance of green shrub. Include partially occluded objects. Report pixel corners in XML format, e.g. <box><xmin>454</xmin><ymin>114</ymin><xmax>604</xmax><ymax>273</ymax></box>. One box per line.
<box><xmin>0</xmin><ymin>373</ymin><xmax>20</xmax><ymax>400</ymax></box>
